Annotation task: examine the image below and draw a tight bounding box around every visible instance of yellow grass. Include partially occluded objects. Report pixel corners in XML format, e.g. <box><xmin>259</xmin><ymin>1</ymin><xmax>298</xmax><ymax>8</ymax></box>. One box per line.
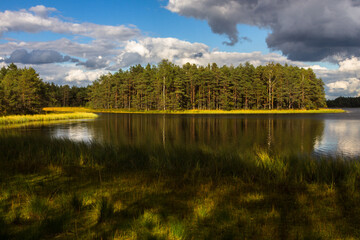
<box><xmin>43</xmin><ymin>107</ymin><xmax>92</xmax><ymax>112</ymax></box>
<box><xmin>43</xmin><ymin>107</ymin><xmax>345</xmax><ymax>114</ymax></box>
<box><xmin>0</xmin><ymin>112</ymin><xmax>98</xmax><ymax>125</ymax></box>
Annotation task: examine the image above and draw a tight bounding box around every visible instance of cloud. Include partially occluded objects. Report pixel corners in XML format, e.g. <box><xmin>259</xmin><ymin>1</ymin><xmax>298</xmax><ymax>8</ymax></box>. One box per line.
<box><xmin>0</xmin><ymin>38</ymin><xmax>121</xmax><ymax>60</ymax></box>
<box><xmin>1</xmin><ymin>36</ymin><xmax>310</xmax><ymax>85</ymax></box>
<box><xmin>114</xmin><ymin>52</ymin><xmax>143</xmax><ymax>69</ymax></box>
<box><xmin>0</xmin><ymin>58</ymin><xmax>105</xmax><ymax>86</ymax></box>
<box><xmin>1</xmin><ymin>0</ymin><xmax>360</xmax><ymax>98</ymax></box>
<box><xmin>64</xmin><ymin>69</ymin><xmax>107</xmax><ymax>85</ymax></box>
<box><xmin>3</xmin><ymin>49</ymin><xmax>78</xmax><ymax>64</ymax></box>
<box><xmin>305</xmin><ymin>65</ymin><xmax>329</xmax><ymax>71</ymax></box>
<box><xmin>0</xmin><ymin>36</ymin><xmax>307</xmax><ymax>71</ymax></box>
<box><xmin>339</xmin><ymin>57</ymin><xmax>360</xmax><ymax>72</ymax></box>
<box><xmin>76</xmin><ymin>56</ymin><xmax>109</xmax><ymax>69</ymax></box>
<box><xmin>3</xmin><ymin>34</ymin><xmax>360</xmax><ymax>99</ymax></box>
<box><xmin>0</xmin><ymin>6</ymin><xmax>140</xmax><ymax>40</ymax></box>
<box><xmin>309</xmin><ymin>57</ymin><xmax>360</xmax><ymax>98</ymax></box>
<box><xmin>0</xmin><ymin>39</ymin><xmax>122</xmax><ymax>70</ymax></box>
<box><xmin>327</xmin><ymin>78</ymin><xmax>360</xmax><ymax>97</ymax></box>
<box><xmin>105</xmin><ymin>37</ymin><xmax>210</xmax><ymax>69</ymax></box>
<box><xmin>167</xmin><ymin>0</ymin><xmax>360</xmax><ymax>61</ymax></box>
<box><xmin>119</xmin><ymin>37</ymin><xmax>305</xmax><ymax>68</ymax></box>
<box><xmin>29</xmin><ymin>5</ymin><xmax>56</xmax><ymax>18</ymax></box>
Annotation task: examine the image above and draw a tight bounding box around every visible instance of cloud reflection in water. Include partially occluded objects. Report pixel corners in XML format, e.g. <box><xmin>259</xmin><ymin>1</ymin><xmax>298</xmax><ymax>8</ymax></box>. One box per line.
<box><xmin>314</xmin><ymin>119</ymin><xmax>360</xmax><ymax>157</ymax></box>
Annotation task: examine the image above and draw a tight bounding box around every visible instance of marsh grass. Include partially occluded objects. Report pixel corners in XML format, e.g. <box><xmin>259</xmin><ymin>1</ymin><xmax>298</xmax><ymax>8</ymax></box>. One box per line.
<box><xmin>97</xmin><ymin>197</ymin><xmax>114</xmax><ymax>223</ymax></box>
<box><xmin>43</xmin><ymin>106</ymin><xmax>345</xmax><ymax>114</ymax></box>
<box><xmin>0</xmin><ymin>112</ymin><xmax>98</xmax><ymax>125</ymax></box>
<box><xmin>1</xmin><ymin>135</ymin><xmax>360</xmax><ymax>239</ymax></box>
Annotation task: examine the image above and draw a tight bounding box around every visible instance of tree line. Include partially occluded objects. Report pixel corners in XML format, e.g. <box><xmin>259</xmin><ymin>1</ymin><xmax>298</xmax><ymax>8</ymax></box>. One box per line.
<box><xmin>0</xmin><ymin>64</ymin><xmax>87</xmax><ymax>115</ymax></box>
<box><xmin>0</xmin><ymin>61</ymin><xmax>327</xmax><ymax>115</ymax></box>
<box><xmin>326</xmin><ymin>96</ymin><xmax>360</xmax><ymax>108</ymax></box>
<box><xmin>89</xmin><ymin>60</ymin><xmax>326</xmax><ymax>111</ymax></box>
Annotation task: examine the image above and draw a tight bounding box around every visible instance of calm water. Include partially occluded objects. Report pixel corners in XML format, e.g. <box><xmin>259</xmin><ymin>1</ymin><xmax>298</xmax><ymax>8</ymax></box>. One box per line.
<box><xmin>2</xmin><ymin>109</ymin><xmax>360</xmax><ymax>158</ymax></box>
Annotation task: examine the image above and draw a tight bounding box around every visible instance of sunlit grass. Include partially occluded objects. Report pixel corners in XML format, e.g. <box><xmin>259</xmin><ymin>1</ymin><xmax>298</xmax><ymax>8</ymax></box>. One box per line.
<box><xmin>43</xmin><ymin>106</ymin><xmax>345</xmax><ymax>114</ymax></box>
<box><xmin>43</xmin><ymin>107</ymin><xmax>92</xmax><ymax>112</ymax></box>
<box><xmin>0</xmin><ymin>112</ymin><xmax>98</xmax><ymax>125</ymax></box>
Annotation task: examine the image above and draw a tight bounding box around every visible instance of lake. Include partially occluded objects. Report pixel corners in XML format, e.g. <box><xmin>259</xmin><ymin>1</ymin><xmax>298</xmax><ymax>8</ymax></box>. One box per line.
<box><xmin>2</xmin><ymin>108</ymin><xmax>360</xmax><ymax>158</ymax></box>
<box><xmin>2</xmin><ymin>110</ymin><xmax>360</xmax><ymax>239</ymax></box>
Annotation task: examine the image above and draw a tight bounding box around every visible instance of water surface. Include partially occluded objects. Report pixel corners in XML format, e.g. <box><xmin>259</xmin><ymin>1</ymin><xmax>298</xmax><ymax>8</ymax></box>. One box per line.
<box><xmin>2</xmin><ymin>109</ymin><xmax>360</xmax><ymax>158</ymax></box>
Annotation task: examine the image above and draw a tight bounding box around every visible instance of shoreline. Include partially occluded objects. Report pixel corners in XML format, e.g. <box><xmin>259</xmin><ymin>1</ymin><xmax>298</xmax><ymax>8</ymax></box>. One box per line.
<box><xmin>0</xmin><ymin>112</ymin><xmax>98</xmax><ymax>125</ymax></box>
<box><xmin>43</xmin><ymin>107</ymin><xmax>345</xmax><ymax>115</ymax></box>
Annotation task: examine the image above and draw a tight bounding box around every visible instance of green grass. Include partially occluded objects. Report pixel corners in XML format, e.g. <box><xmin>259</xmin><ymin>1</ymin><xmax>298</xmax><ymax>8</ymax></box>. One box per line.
<box><xmin>0</xmin><ymin>112</ymin><xmax>98</xmax><ymax>125</ymax></box>
<box><xmin>1</xmin><ymin>135</ymin><xmax>360</xmax><ymax>239</ymax></box>
<box><xmin>43</xmin><ymin>107</ymin><xmax>345</xmax><ymax>114</ymax></box>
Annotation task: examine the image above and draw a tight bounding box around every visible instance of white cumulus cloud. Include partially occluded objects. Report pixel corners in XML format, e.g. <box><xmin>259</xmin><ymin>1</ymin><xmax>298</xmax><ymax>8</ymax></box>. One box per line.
<box><xmin>327</xmin><ymin>78</ymin><xmax>360</xmax><ymax>96</ymax></box>
<box><xmin>0</xmin><ymin>6</ymin><xmax>140</xmax><ymax>41</ymax></box>
<box><xmin>119</xmin><ymin>37</ymin><xmax>305</xmax><ymax>68</ymax></box>
<box><xmin>29</xmin><ymin>5</ymin><xmax>56</xmax><ymax>18</ymax></box>
<box><xmin>65</xmin><ymin>69</ymin><xmax>107</xmax><ymax>84</ymax></box>
<box><xmin>339</xmin><ymin>57</ymin><xmax>360</xmax><ymax>73</ymax></box>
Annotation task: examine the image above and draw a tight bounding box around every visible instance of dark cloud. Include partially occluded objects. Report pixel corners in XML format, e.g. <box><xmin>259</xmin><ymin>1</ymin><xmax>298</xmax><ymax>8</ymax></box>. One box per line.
<box><xmin>193</xmin><ymin>52</ymin><xmax>203</xmax><ymax>58</ymax></box>
<box><xmin>4</xmin><ymin>49</ymin><xmax>78</xmax><ymax>64</ymax></box>
<box><xmin>167</xmin><ymin>0</ymin><xmax>360</xmax><ymax>61</ymax></box>
<box><xmin>76</xmin><ymin>58</ymin><xmax>108</xmax><ymax>69</ymax></box>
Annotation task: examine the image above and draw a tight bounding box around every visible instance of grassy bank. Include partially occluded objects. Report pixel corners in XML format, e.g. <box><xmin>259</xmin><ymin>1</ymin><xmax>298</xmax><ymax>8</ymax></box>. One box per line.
<box><xmin>43</xmin><ymin>107</ymin><xmax>345</xmax><ymax>114</ymax></box>
<box><xmin>1</xmin><ymin>136</ymin><xmax>360</xmax><ymax>239</ymax></box>
<box><xmin>0</xmin><ymin>112</ymin><xmax>98</xmax><ymax>125</ymax></box>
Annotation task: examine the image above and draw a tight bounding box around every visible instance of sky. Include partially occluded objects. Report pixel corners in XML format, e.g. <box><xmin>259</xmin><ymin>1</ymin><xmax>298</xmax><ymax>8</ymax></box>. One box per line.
<box><xmin>1</xmin><ymin>0</ymin><xmax>360</xmax><ymax>99</ymax></box>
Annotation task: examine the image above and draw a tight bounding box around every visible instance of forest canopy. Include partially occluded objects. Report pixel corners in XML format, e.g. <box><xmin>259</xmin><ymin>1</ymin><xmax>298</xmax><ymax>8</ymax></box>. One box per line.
<box><xmin>89</xmin><ymin>60</ymin><xmax>327</xmax><ymax>111</ymax></box>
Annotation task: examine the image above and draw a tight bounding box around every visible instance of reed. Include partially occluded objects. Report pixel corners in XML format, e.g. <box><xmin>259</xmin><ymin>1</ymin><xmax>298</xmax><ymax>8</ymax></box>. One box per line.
<box><xmin>0</xmin><ymin>112</ymin><xmax>98</xmax><ymax>125</ymax></box>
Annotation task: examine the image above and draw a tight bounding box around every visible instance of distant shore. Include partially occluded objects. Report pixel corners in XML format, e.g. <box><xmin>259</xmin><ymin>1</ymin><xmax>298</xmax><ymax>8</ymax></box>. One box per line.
<box><xmin>43</xmin><ymin>107</ymin><xmax>345</xmax><ymax>114</ymax></box>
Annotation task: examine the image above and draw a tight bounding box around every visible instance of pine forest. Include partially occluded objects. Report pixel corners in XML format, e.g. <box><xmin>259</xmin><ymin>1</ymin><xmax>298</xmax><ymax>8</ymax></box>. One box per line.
<box><xmin>89</xmin><ymin>60</ymin><xmax>326</xmax><ymax>111</ymax></box>
<box><xmin>0</xmin><ymin>60</ymin><xmax>327</xmax><ymax>115</ymax></box>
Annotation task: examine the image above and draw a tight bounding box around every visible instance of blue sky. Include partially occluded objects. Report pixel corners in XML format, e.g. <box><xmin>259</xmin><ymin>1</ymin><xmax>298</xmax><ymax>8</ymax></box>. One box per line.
<box><xmin>0</xmin><ymin>0</ymin><xmax>360</xmax><ymax>98</ymax></box>
<box><xmin>0</xmin><ymin>0</ymin><xmax>271</xmax><ymax>53</ymax></box>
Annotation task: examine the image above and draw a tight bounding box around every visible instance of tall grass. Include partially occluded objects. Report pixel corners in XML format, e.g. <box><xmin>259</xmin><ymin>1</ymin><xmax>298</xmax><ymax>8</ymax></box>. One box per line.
<box><xmin>0</xmin><ymin>112</ymin><xmax>98</xmax><ymax>125</ymax></box>
<box><xmin>0</xmin><ymin>135</ymin><xmax>358</xmax><ymax>186</ymax></box>
<box><xmin>1</xmin><ymin>135</ymin><xmax>360</xmax><ymax>239</ymax></box>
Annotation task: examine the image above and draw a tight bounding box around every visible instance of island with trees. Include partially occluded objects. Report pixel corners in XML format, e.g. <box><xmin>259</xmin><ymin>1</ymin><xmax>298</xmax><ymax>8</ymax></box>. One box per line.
<box><xmin>89</xmin><ymin>60</ymin><xmax>327</xmax><ymax>111</ymax></box>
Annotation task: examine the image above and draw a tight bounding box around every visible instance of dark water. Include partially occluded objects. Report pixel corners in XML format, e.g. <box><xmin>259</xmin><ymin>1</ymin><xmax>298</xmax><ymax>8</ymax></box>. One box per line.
<box><xmin>2</xmin><ymin>109</ymin><xmax>360</xmax><ymax>157</ymax></box>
